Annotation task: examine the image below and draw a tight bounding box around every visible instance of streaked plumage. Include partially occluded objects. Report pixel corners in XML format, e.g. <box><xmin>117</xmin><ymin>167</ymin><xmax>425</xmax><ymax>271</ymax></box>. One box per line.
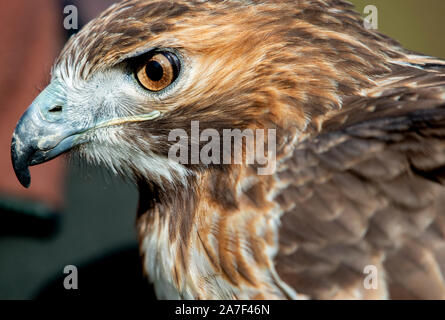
<box><xmin>11</xmin><ymin>0</ymin><xmax>445</xmax><ymax>299</ymax></box>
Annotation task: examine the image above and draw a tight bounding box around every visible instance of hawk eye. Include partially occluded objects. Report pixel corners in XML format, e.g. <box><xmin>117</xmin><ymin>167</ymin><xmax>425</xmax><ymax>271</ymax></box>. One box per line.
<box><xmin>136</xmin><ymin>52</ymin><xmax>180</xmax><ymax>92</ymax></box>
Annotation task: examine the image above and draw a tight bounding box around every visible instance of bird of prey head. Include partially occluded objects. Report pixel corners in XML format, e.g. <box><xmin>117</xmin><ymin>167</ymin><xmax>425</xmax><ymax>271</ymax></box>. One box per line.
<box><xmin>11</xmin><ymin>0</ymin><xmax>445</xmax><ymax>299</ymax></box>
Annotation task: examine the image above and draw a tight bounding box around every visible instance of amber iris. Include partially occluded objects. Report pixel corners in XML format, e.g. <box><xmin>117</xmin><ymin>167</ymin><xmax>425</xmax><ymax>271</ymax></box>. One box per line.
<box><xmin>136</xmin><ymin>52</ymin><xmax>179</xmax><ymax>92</ymax></box>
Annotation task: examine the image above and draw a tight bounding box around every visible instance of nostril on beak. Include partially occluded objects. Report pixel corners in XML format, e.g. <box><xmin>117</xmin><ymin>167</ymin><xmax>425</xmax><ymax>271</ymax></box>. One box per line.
<box><xmin>48</xmin><ymin>105</ymin><xmax>63</xmax><ymax>113</ymax></box>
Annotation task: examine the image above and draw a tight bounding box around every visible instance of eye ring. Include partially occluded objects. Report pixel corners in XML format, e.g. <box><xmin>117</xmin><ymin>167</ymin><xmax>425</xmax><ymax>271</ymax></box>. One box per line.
<box><xmin>136</xmin><ymin>51</ymin><xmax>180</xmax><ymax>92</ymax></box>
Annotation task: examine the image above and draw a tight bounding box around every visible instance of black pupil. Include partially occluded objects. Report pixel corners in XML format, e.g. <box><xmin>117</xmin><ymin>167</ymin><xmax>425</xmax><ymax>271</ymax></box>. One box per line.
<box><xmin>145</xmin><ymin>60</ymin><xmax>164</xmax><ymax>82</ymax></box>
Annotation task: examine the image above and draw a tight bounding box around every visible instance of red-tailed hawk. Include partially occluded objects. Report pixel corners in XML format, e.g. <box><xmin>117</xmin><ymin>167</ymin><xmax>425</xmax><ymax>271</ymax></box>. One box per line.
<box><xmin>11</xmin><ymin>0</ymin><xmax>445</xmax><ymax>299</ymax></box>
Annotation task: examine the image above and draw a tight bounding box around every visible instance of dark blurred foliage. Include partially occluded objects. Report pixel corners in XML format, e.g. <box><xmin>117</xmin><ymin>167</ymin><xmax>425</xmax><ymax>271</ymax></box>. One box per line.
<box><xmin>36</xmin><ymin>246</ymin><xmax>156</xmax><ymax>300</ymax></box>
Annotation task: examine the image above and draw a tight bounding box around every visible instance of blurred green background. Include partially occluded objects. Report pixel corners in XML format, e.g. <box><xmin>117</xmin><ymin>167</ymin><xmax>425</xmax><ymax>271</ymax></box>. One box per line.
<box><xmin>350</xmin><ymin>0</ymin><xmax>445</xmax><ymax>58</ymax></box>
<box><xmin>1</xmin><ymin>0</ymin><xmax>445</xmax><ymax>300</ymax></box>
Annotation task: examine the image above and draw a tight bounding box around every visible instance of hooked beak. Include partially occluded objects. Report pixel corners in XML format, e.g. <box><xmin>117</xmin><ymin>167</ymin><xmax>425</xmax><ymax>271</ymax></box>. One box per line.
<box><xmin>11</xmin><ymin>80</ymin><xmax>160</xmax><ymax>188</ymax></box>
<box><xmin>11</xmin><ymin>81</ymin><xmax>87</xmax><ymax>188</ymax></box>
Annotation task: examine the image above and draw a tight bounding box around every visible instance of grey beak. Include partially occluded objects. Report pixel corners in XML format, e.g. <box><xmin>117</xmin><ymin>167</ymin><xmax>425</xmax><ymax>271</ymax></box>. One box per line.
<box><xmin>11</xmin><ymin>81</ymin><xmax>87</xmax><ymax>188</ymax></box>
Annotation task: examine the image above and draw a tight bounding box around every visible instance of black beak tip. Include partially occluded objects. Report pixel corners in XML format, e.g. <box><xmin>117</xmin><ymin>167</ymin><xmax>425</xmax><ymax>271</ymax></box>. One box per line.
<box><xmin>11</xmin><ymin>139</ymin><xmax>31</xmax><ymax>189</ymax></box>
<box><xmin>14</xmin><ymin>166</ymin><xmax>31</xmax><ymax>189</ymax></box>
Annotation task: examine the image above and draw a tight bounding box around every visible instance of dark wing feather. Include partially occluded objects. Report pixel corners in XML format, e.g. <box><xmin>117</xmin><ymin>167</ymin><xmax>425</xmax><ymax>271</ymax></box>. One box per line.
<box><xmin>274</xmin><ymin>67</ymin><xmax>445</xmax><ymax>299</ymax></box>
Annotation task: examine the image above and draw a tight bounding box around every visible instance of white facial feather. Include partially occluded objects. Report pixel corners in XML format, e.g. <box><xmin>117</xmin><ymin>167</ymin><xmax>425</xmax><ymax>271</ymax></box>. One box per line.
<box><xmin>53</xmin><ymin>61</ymin><xmax>191</xmax><ymax>186</ymax></box>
